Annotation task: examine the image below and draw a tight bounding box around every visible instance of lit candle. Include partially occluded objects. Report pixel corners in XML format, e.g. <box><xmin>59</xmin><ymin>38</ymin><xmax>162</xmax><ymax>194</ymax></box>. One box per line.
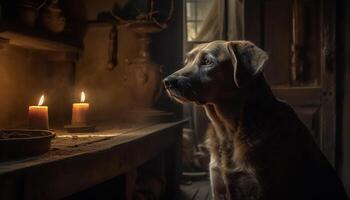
<box><xmin>72</xmin><ymin>91</ymin><xmax>90</xmax><ymax>125</ymax></box>
<box><xmin>28</xmin><ymin>95</ymin><xmax>49</xmax><ymax>130</ymax></box>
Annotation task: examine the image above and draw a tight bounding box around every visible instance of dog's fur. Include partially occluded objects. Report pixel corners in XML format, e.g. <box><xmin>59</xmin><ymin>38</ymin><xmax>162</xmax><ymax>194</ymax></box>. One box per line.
<box><xmin>163</xmin><ymin>40</ymin><xmax>348</xmax><ymax>200</ymax></box>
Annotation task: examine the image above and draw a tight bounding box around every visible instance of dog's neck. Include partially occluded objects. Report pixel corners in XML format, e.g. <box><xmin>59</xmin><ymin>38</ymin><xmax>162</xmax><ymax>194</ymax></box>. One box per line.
<box><xmin>204</xmin><ymin>74</ymin><xmax>276</xmax><ymax>139</ymax></box>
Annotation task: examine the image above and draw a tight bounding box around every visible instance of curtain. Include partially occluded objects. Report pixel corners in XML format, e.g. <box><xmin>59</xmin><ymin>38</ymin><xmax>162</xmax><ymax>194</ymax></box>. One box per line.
<box><xmin>195</xmin><ymin>0</ymin><xmax>244</xmax><ymax>41</ymax></box>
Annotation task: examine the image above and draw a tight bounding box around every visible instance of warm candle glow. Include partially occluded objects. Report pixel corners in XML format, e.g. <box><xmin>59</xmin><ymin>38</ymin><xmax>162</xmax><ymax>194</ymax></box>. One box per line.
<box><xmin>29</xmin><ymin>94</ymin><xmax>49</xmax><ymax>130</ymax></box>
<box><xmin>81</xmin><ymin>91</ymin><xmax>86</xmax><ymax>103</ymax></box>
<box><xmin>38</xmin><ymin>95</ymin><xmax>45</xmax><ymax>106</ymax></box>
<box><xmin>72</xmin><ymin>91</ymin><xmax>90</xmax><ymax>125</ymax></box>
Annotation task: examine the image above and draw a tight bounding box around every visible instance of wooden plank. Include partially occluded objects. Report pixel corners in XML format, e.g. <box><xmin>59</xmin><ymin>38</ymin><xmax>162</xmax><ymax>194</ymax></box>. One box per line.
<box><xmin>272</xmin><ymin>87</ymin><xmax>322</xmax><ymax>106</ymax></box>
<box><xmin>263</xmin><ymin>0</ymin><xmax>293</xmax><ymax>86</ymax></box>
<box><xmin>125</xmin><ymin>169</ymin><xmax>137</xmax><ymax>200</ymax></box>
<box><xmin>0</xmin><ymin>121</ymin><xmax>187</xmax><ymax>175</ymax></box>
<box><xmin>0</xmin><ymin>31</ymin><xmax>81</xmax><ymax>52</ymax></box>
<box><xmin>319</xmin><ymin>0</ymin><xmax>337</xmax><ymax>165</ymax></box>
<box><xmin>0</xmin><ymin>21</ymin><xmax>83</xmax><ymax>52</ymax></box>
<box><xmin>0</xmin><ymin>120</ymin><xmax>187</xmax><ymax>199</ymax></box>
<box><xmin>0</xmin><ymin>37</ymin><xmax>9</xmax><ymax>49</ymax></box>
<box><xmin>164</xmin><ymin>131</ymin><xmax>183</xmax><ymax>200</ymax></box>
<box><xmin>244</xmin><ymin>0</ymin><xmax>263</xmax><ymax>46</ymax></box>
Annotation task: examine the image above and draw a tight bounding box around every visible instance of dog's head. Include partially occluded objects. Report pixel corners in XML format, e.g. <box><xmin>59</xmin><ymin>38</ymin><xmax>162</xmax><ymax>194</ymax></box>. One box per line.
<box><xmin>163</xmin><ymin>40</ymin><xmax>268</xmax><ymax>105</ymax></box>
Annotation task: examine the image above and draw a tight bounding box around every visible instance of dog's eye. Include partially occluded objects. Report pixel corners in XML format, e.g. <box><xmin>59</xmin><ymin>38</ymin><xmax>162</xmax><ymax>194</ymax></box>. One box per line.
<box><xmin>201</xmin><ymin>57</ymin><xmax>213</xmax><ymax>66</ymax></box>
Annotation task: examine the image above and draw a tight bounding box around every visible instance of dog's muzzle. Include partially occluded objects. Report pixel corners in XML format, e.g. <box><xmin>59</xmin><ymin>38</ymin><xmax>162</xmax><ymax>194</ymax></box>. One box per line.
<box><xmin>163</xmin><ymin>74</ymin><xmax>205</xmax><ymax>104</ymax></box>
<box><xmin>163</xmin><ymin>75</ymin><xmax>193</xmax><ymax>100</ymax></box>
<box><xmin>163</xmin><ymin>76</ymin><xmax>178</xmax><ymax>90</ymax></box>
<box><xmin>163</xmin><ymin>75</ymin><xmax>183</xmax><ymax>98</ymax></box>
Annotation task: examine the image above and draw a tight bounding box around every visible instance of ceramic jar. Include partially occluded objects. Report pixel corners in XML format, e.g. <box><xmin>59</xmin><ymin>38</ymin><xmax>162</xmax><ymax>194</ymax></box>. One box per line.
<box><xmin>40</xmin><ymin>0</ymin><xmax>65</xmax><ymax>33</ymax></box>
<box><xmin>16</xmin><ymin>0</ymin><xmax>44</xmax><ymax>27</ymax></box>
<box><xmin>122</xmin><ymin>22</ymin><xmax>165</xmax><ymax>108</ymax></box>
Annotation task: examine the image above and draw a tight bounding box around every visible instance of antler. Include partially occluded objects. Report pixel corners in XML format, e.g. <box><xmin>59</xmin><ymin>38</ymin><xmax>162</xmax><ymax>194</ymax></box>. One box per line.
<box><xmin>149</xmin><ymin>0</ymin><xmax>155</xmax><ymax>19</ymax></box>
<box><xmin>110</xmin><ymin>11</ymin><xmax>130</xmax><ymax>25</ymax></box>
<box><xmin>151</xmin><ymin>0</ymin><xmax>174</xmax><ymax>28</ymax></box>
<box><xmin>164</xmin><ymin>0</ymin><xmax>175</xmax><ymax>24</ymax></box>
<box><xmin>110</xmin><ymin>0</ymin><xmax>174</xmax><ymax>28</ymax></box>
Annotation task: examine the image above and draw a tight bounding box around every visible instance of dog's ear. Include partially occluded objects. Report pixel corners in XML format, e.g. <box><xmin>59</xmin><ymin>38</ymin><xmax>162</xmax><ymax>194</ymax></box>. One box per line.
<box><xmin>226</xmin><ymin>41</ymin><xmax>268</xmax><ymax>87</ymax></box>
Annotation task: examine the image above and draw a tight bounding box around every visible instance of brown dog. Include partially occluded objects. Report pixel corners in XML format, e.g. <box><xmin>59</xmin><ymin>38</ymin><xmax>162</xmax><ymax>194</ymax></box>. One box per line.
<box><xmin>163</xmin><ymin>40</ymin><xmax>348</xmax><ymax>200</ymax></box>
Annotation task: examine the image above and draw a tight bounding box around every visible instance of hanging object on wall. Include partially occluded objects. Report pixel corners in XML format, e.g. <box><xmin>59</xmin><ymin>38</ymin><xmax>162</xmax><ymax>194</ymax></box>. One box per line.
<box><xmin>110</xmin><ymin>0</ymin><xmax>174</xmax><ymax>109</ymax></box>
<box><xmin>106</xmin><ymin>25</ymin><xmax>118</xmax><ymax>70</ymax></box>
<box><xmin>97</xmin><ymin>0</ymin><xmax>174</xmax><ymax>72</ymax></box>
<box><xmin>16</xmin><ymin>0</ymin><xmax>46</xmax><ymax>27</ymax></box>
<box><xmin>40</xmin><ymin>0</ymin><xmax>65</xmax><ymax>33</ymax></box>
<box><xmin>93</xmin><ymin>0</ymin><xmax>176</xmax><ymax>122</ymax></box>
<box><xmin>97</xmin><ymin>9</ymin><xmax>121</xmax><ymax>71</ymax></box>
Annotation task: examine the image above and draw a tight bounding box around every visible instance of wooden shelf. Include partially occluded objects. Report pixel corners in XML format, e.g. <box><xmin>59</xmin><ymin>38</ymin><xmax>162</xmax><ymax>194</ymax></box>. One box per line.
<box><xmin>0</xmin><ymin>22</ymin><xmax>83</xmax><ymax>52</ymax></box>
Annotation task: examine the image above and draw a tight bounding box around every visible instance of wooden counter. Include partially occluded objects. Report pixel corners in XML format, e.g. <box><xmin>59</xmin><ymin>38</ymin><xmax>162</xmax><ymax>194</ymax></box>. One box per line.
<box><xmin>0</xmin><ymin>120</ymin><xmax>187</xmax><ymax>200</ymax></box>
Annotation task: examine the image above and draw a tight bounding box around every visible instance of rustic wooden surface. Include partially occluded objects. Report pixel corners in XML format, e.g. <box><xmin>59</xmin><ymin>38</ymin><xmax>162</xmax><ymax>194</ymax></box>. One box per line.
<box><xmin>244</xmin><ymin>0</ymin><xmax>337</xmax><ymax>165</ymax></box>
<box><xmin>319</xmin><ymin>0</ymin><xmax>337</xmax><ymax>165</ymax></box>
<box><xmin>0</xmin><ymin>123</ymin><xmax>152</xmax><ymax>172</ymax></box>
<box><xmin>180</xmin><ymin>179</ymin><xmax>211</xmax><ymax>200</ymax></box>
<box><xmin>0</xmin><ymin>120</ymin><xmax>187</xmax><ymax>200</ymax></box>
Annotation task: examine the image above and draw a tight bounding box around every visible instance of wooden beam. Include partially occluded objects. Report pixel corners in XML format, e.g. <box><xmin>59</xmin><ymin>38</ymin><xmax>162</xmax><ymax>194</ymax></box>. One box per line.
<box><xmin>272</xmin><ymin>87</ymin><xmax>322</xmax><ymax>106</ymax></box>
<box><xmin>0</xmin><ymin>37</ymin><xmax>9</xmax><ymax>49</ymax></box>
<box><xmin>0</xmin><ymin>31</ymin><xmax>81</xmax><ymax>52</ymax></box>
<box><xmin>0</xmin><ymin>21</ymin><xmax>83</xmax><ymax>53</ymax></box>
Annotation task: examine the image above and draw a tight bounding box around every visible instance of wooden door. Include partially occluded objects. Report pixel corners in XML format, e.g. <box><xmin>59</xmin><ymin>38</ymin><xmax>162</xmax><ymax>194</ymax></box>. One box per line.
<box><xmin>245</xmin><ymin>0</ymin><xmax>337</xmax><ymax>164</ymax></box>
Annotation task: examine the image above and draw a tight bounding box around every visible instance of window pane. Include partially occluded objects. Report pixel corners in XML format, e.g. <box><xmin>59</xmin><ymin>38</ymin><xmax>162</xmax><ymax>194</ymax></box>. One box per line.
<box><xmin>187</xmin><ymin>22</ymin><xmax>197</xmax><ymax>41</ymax></box>
<box><xmin>196</xmin><ymin>21</ymin><xmax>203</xmax><ymax>35</ymax></box>
<box><xmin>185</xmin><ymin>0</ymin><xmax>213</xmax><ymax>41</ymax></box>
<box><xmin>186</xmin><ymin>2</ymin><xmax>196</xmax><ymax>21</ymax></box>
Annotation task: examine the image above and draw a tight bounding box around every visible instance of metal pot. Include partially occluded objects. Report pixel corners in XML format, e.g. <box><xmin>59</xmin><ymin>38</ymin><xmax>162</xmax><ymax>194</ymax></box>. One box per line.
<box><xmin>16</xmin><ymin>0</ymin><xmax>45</xmax><ymax>27</ymax></box>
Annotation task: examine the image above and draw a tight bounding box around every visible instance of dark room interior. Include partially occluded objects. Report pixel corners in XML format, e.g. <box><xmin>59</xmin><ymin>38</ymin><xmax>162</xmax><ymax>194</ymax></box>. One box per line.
<box><xmin>0</xmin><ymin>0</ymin><xmax>350</xmax><ymax>199</ymax></box>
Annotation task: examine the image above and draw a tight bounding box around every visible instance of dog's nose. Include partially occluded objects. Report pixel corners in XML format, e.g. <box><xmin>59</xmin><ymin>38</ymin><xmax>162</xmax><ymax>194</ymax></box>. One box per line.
<box><xmin>163</xmin><ymin>76</ymin><xmax>178</xmax><ymax>89</ymax></box>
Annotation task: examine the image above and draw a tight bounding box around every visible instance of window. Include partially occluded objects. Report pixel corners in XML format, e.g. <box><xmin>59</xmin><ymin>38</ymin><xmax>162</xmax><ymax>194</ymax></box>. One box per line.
<box><xmin>185</xmin><ymin>0</ymin><xmax>213</xmax><ymax>41</ymax></box>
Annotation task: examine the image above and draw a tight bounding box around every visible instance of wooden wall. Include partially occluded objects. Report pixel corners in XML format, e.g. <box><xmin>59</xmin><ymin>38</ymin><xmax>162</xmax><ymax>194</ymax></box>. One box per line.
<box><xmin>245</xmin><ymin>0</ymin><xmax>337</xmax><ymax>163</ymax></box>
<box><xmin>338</xmin><ymin>0</ymin><xmax>350</xmax><ymax>196</ymax></box>
<box><xmin>0</xmin><ymin>0</ymin><xmax>183</xmax><ymax>127</ymax></box>
<box><xmin>0</xmin><ymin>47</ymin><xmax>74</xmax><ymax>128</ymax></box>
<box><xmin>75</xmin><ymin>0</ymin><xmax>183</xmax><ymax>121</ymax></box>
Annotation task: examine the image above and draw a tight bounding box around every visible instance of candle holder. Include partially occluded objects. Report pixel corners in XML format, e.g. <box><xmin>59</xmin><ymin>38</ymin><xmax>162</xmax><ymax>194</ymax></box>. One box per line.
<box><xmin>64</xmin><ymin>124</ymin><xmax>96</xmax><ymax>133</ymax></box>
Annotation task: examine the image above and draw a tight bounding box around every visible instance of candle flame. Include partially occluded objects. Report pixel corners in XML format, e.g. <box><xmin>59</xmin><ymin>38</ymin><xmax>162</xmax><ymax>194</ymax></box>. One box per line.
<box><xmin>81</xmin><ymin>91</ymin><xmax>86</xmax><ymax>103</ymax></box>
<box><xmin>38</xmin><ymin>95</ymin><xmax>45</xmax><ymax>106</ymax></box>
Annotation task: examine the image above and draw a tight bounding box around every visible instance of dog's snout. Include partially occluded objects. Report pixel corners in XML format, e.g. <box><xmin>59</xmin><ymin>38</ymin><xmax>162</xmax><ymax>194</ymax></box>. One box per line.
<box><xmin>163</xmin><ymin>76</ymin><xmax>178</xmax><ymax>89</ymax></box>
